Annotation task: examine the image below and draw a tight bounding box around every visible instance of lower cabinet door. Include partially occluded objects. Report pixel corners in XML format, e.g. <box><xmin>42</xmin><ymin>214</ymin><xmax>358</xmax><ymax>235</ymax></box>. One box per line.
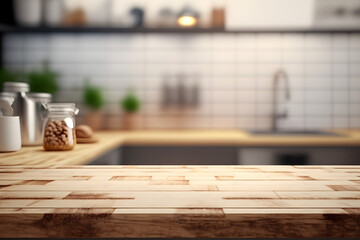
<box><xmin>238</xmin><ymin>147</ymin><xmax>360</xmax><ymax>165</ymax></box>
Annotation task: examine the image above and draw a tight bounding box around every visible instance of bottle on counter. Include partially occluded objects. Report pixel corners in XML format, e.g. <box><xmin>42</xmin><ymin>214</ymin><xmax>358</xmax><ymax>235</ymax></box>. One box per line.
<box><xmin>43</xmin><ymin>103</ymin><xmax>79</xmax><ymax>151</ymax></box>
<box><xmin>2</xmin><ymin>82</ymin><xmax>52</xmax><ymax>146</ymax></box>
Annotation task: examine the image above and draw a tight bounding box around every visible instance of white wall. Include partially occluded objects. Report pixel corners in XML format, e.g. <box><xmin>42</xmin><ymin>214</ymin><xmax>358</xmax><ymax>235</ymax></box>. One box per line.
<box><xmin>2</xmin><ymin>32</ymin><xmax>360</xmax><ymax>130</ymax></box>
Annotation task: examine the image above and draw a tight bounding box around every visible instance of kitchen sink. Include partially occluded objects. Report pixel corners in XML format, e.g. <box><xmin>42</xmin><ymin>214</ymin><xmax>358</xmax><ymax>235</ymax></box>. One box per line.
<box><xmin>247</xmin><ymin>130</ymin><xmax>345</xmax><ymax>137</ymax></box>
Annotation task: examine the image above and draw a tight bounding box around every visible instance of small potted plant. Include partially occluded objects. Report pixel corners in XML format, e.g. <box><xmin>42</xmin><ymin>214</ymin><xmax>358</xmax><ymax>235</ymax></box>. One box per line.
<box><xmin>83</xmin><ymin>81</ymin><xmax>105</xmax><ymax>131</ymax></box>
<box><xmin>27</xmin><ymin>61</ymin><xmax>59</xmax><ymax>94</ymax></box>
<box><xmin>121</xmin><ymin>91</ymin><xmax>140</xmax><ymax>130</ymax></box>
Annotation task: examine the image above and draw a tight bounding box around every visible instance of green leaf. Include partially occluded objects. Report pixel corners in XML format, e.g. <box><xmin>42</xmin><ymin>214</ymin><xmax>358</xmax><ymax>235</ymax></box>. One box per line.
<box><xmin>83</xmin><ymin>81</ymin><xmax>105</xmax><ymax>110</ymax></box>
<box><xmin>28</xmin><ymin>61</ymin><xmax>59</xmax><ymax>94</ymax></box>
<box><xmin>121</xmin><ymin>92</ymin><xmax>140</xmax><ymax>113</ymax></box>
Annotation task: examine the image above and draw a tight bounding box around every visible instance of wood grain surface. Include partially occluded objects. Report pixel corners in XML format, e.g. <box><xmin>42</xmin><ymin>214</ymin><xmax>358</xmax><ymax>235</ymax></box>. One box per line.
<box><xmin>1</xmin><ymin>130</ymin><xmax>360</xmax><ymax>167</ymax></box>
<box><xmin>0</xmin><ymin>165</ymin><xmax>359</xmax><ymax>238</ymax></box>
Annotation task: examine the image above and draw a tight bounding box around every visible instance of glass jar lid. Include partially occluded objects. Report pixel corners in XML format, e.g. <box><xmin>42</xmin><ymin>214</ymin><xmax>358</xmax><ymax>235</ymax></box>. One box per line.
<box><xmin>44</xmin><ymin>103</ymin><xmax>79</xmax><ymax>115</ymax></box>
<box><xmin>3</xmin><ymin>82</ymin><xmax>29</xmax><ymax>93</ymax></box>
<box><xmin>27</xmin><ymin>93</ymin><xmax>52</xmax><ymax>101</ymax></box>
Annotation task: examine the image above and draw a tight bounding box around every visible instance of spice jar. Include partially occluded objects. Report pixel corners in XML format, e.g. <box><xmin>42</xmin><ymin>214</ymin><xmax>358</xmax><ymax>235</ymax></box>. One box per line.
<box><xmin>43</xmin><ymin>103</ymin><xmax>79</xmax><ymax>151</ymax></box>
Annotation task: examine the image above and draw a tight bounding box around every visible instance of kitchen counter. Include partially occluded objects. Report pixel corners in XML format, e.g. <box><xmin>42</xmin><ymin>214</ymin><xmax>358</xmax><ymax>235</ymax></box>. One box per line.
<box><xmin>0</xmin><ymin>165</ymin><xmax>359</xmax><ymax>238</ymax></box>
<box><xmin>1</xmin><ymin>130</ymin><xmax>360</xmax><ymax>166</ymax></box>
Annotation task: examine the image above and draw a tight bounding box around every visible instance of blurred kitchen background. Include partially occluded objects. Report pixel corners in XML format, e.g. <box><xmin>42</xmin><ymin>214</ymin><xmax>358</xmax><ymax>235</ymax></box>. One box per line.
<box><xmin>0</xmin><ymin>0</ymin><xmax>360</xmax><ymax>131</ymax></box>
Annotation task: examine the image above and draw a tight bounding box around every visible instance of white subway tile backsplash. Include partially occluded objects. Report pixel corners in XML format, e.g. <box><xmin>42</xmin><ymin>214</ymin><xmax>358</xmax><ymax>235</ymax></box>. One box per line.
<box><xmin>333</xmin><ymin>117</ymin><xmax>349</xmax><ymax>128</ymax></box>
<box><xmin>332</xmin><ymin>34</ymin><xmax>348</xmax><ymax>50</ymax></box>
<box><xmin>50</xmin><ymin>50</ymin><xmax>80</xmax><ymax>64</ymax></box>
<box><xmin>212</xmin><ymin>34</ymin><xmax>236</xmax><ymax>50</ymax></box>
<box><xmin>23</xmin><ymin>34</ymin><xmax>49</xmax><ymax>50</ymax></box>
<box><xmin>282</xmin><ymin>63</ymin><xmax>305</xmax><ymax>77</ymax></box>
<box><xmin>305</xmin><ymin>117</ymin><xmax>332</xmax><ymax>129</ymax></box>
<box><xmin>108</xmin><ymin>34</ymin><xmax>145</xmax><ymax>50</ymax></box>
<box><xmin>237</xmin><ymin>77</ymin><xmax>256</xmax><ymax>89</ymax></box>
<box><xmin>282</xmin><ymin>34</ymin><xmax>304</xmax><ymax>50</ymax></box>
<box><xmin>289</xmin><ymin>77</ymin><xmax>305</xmax><ymax>89</ymax></box>
<box><xmin>350</xmin><ymin>104</ymin><xmax>360</xmax><ymax>116</ymax></box>
<box><xmin>212</xmin><ymin>117</ymin><xmax>237</xmax><ymax>129</ymax></box>
<box><xmin>256</xmin><ymin>103</ymin><xmax>272</xmax><ymax>116</ymax></box>
<box><xmin>2</xmin><ymin>32</ymin><xmax>360</xmax><ymax>129</ymax></box>
<box><xmin>237</xmin><ymin>51</ymin><xmax>256</xmax><ymax>63</ymax></box>
<box><xmin>350</xmin><ymin>51</ymin><xmax>360</xmax><ymax>62</ymax></box>
<box><xmin>77</xmin><ymin>63</ymin><xmax>109</xmax><ymax>78</ymax></box>
<box><xmin>76</xmin><ymin>51</ymin><xmax>109</xmax><ymax>63</ymax></box>
<box><xmin>3</xmin><ymin>50</ymin><xmax>22</xmax><ymax>63</ymax></box>
<box><xmin>350</xmin><ymin>77</ymin><xmax>360</xmax><ymax>89</ymax></box>
<box><xmin>333</xmin><ymin>77</ymin><xmax>349</xmax><ymax>90</ymax></box>
<box><xmin>49</xmin><ymin>34</ymin><xmax>77</xmax><ymax>50</ymax></box>
<box><xmin>305</xmin><ymin>34</ymin><xmax>331</xmax><ymax>50</ymax></box>
<box><xmin>257</xmin><ymin>64</ymin><xmax>282</xmax><ymax>77</ymax></box>
<box><xmin>305</xmin><ymin>63</ymin><xmax>332</xmax><ymax>77</ymax></box>
<box><xmin>332</xmin><ymin>51</ymin><xmax>348</xmax><ymax>63</ymax></box>
<box><xmin>333</xmin><ymin>90</ymin><xmax>349</xmax><ymax>103</ymax></box>
<box><xmin>306</xmin><ymin>90</ymin><xmax>332</xmax><ymax>103</ymax></box>
<box><xmin>238</xmin><ymin>104</ymin><xmax>256</xmax><ymax>116</ymax></box>
<box><xmin>350</xmin><ymin>117</ymin><xmax>360</xmax><ymax>128</ymax></box>
<box><xmin>256</xmin><ymin>77</ymin><xmax>272</xmax><ymax>90</ymax></box>
<box><xmin>53</xmin><ymin>90</ymin><xmax>83</xmax><ymax>103</ymax></box>
<box><xmin>350</xmin><ymin>90</ymin><xmax>360</xmax><ymax>102</ymax></box>
<box><xmin>256</xmin><ymin>90</ymin><xmax>272</xmax><ymax>103</ymax></box>
<box><xmin>57</xmin><ymin>76</ymin><xmax>82</xmax><ymax>90</ymax></box>
<box><xmin>305</xmin><ymin>51</ymin><xmax>332</xmax><ymax>63</ymax></box>
<box><xmin>3</xmin><ymin>34</ymin><xmax>22</xmax><ymax>49</ymax></box>
<box><xmin>237</xmin><ymin>64</ymin><xmax>256</xmax><ymax>76</ymax></box>
<box><xmin>146</xmin><ymin>50</ymin><xmax>208</xmax><ymax>64</ymax></box>
<box><xmin>105</xmin><ymin>90</ymin><xmax>128</xmax><ymax>103</ymax></box>
<box><xmin>289</xmin><ymin>90</ymin><xmax>306</xmax><ymax>103</ymax></box>
<box><xmin>212</xmin><ymin>51</ymin><xmax>236</xmax><ymax>63</ymax></box>
<box><xmin>238</xmin><ymin>117</ymin><xmax>256</xmax><ymax>129</ymax></box>
<box><xmin>333</xmin><ymin>104</ymin><xmax>349</xmax><ymax>116</ymax></box>
<box><xmin>350</xmin><ymin>63</ymin><xmax>360</xmax><ymax>76</ymax></box>
<box><xmin>255</xmin><ymin>118</ymin><xmax>272</xmax><ymax>130</ymax></box>
<box><xmin>333</xmin><ymin>64</ymin><xmax>348</xmax><ymax>76</ymax></box>
<box><xmin>237</xmin><ymin>90</ymin><xmax>256</xmax><ymax>103</ymax></box>
<box><xmin>282</xmin><ymin>51</ymin><xmax>304</xmax><ymax>63</ymax></box>
<box><xmin>256</xmin><ymin>34</ymin><xmax>282</xmax><ymax>50</ymax></box>
<box><xmin>212</xmin><ymin>64</ymin><xmax>237</xmax><ymax>77</ymax></box>
<box><xmin>237</xmin><ymin>34</ymin><xmax>256</xmax><ymax>50</ymax></box>
<box><xmin>349</xmin><ymin>34</ymin><xmax>360</xmax><ymax>50</ymax></box>
<box><xmin>280</xmin><ymin>117</ymin><xmax>305</xmax><ymax>130</ymax></box>
<box><xmin>212</xmin><ymin>103</ymin><xmax>237</xmax><ymax>116</ymax></box>
<box><xmin>306</xmin><ymin>104</ymin><xmax>332</xmax><ymax>116</ymax></box>
<box><xmin>109</xmin><ymin>51</ymin><xmax>144</xmax><ymax>63</ymax></box>
<box><xmin>108</xmin><ymin>64</ymin><xmax>144</xmax><ymax>77</ymax></box>
<box><xmin>286</xmin><ymin>103</ymin><xmax>305</xmax><ymax>116</ymax></box>
<box><xmin>212</xmin><ymin>91</ymin><xmax>237</xmax><ymax>103</ymax></box>
<box><xmin>257</xmin><ymin>50</ymin><xmax>282</xmax><ymax>63</ymax></box>
<box><xmin>212</xmin><ymin>77</ymin><xmax>237</xmax><ymax>90</ymax></box>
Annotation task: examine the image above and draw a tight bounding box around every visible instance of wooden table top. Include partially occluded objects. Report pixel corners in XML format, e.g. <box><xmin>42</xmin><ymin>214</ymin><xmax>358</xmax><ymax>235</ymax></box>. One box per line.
<box><xmin>1</xmin><ymin>129</ymin><xmax>360</xmax><ymax>167</ymax></box>
<box><xmin>0</xmin><ymin>165</ymin><xmax>359</xmax><ymax>238</ymax></box>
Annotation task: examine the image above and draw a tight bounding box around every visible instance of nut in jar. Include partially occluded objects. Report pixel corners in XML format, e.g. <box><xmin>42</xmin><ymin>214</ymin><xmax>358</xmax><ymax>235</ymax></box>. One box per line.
<box><xmin>42</xmin><ymin>103</ymin><xmax>79</xmax><ymax>151</ymax></box>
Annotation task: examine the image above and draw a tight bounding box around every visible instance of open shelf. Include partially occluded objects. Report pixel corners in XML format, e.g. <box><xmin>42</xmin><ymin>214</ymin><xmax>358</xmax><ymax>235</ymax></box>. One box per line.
<box><xmin>1</xmin><ymin>25</ymin><xmax>360</xmax><ymax>34</ymax></box>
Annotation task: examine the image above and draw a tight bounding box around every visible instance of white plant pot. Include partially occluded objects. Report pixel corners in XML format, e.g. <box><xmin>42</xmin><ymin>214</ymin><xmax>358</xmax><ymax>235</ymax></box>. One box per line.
<box><xmin>14</xmin><ymin>0</ymin><xmax>42</xmax><ymax>26</ymax></box>
<box><xmin>44</xmin><ymin>0</ymin><xmax>64</xmax><ymax>26</ymax></box>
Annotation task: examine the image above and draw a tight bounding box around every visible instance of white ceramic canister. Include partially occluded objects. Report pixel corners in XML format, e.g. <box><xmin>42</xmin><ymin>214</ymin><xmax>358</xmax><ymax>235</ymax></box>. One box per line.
<box><xmin>44</xmin><ymin>0</ymin><xmax>64</xmax><ymax>26</ymax></box>
<box><xmin>0</xmin><ymin>93</ymin><xmax>21</xmax><ymax>152</ymax></box>
<box><xmin>0</xmin><ymin>116</ymin><xmax>22</xmax><ymax>152</ymax></box>
<box><xmin>14</xmin><ymin>0</ymin><xmax>42</xmax><ymax>26</ymax></box>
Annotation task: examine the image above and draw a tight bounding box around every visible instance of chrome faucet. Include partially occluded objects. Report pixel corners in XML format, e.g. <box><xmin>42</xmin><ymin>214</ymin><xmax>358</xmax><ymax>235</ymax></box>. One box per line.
<box><xmin>272</xmin><ymin>69</ymin><xmax>291</xmax><ymax>131</ymax></box>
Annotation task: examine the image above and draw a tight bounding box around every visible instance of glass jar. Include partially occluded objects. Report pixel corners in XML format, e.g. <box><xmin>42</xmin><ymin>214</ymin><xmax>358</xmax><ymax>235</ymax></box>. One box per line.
<box><xmin>43</xmin><ymin>103</ymin><xmax>79</xmax><ymax>151</ymax></box>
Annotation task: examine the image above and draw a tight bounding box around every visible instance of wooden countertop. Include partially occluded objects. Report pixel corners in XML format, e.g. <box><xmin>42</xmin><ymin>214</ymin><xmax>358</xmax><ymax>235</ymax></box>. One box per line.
<box><xmin>1</xmin><ymin>130</ymin><xmax>360</xmax><ymax>166</ymax></box>
<box><xmin>0</xmin><ymin>165</ymin><xmax>359</xmax><ymax>238</ymax></box>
